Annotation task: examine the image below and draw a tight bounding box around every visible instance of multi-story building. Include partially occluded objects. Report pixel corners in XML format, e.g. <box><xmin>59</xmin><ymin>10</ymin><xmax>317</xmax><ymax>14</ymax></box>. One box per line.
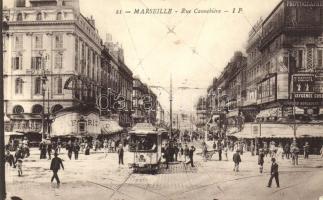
<box><xmin>132</xmin><ymin>77</ymin><xmax>157</xmax><ymax>125</ymax></box>
<box><xmin>102</xmin><ymin>37</ymin><xmax>133</xmax><ymax>127</ymax></box>
<box><xmin>3</xmin><ymin>0</ymin><xmax>103</xmax><ymax>134</ymax></box>
<box><xmin>200</xmin><ymin>0</ymin><xmax>323</xmax><ymax>145</ymax></box>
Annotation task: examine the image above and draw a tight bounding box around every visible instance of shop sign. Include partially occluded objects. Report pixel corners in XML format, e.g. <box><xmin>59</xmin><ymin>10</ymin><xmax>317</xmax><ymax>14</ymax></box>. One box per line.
<box><xmin>293</xmin><ymin>75</ymin><xmax>314</xmax><ymax>93</ymax></box>
<box><xmin>293</xmin><ymin>93</ymin><xmax>323</xmax><ymax>99</ymax></box>
<box><xmin>12</xmin><ymin>120</ymin><xmax>42</xmax><ymax>132</ymax></box>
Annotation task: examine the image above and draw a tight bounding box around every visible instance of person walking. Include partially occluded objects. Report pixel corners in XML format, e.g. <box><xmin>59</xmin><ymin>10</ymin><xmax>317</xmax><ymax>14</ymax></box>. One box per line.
<box><xmin>218</xmin><ymin>142</ymin><xmax>223</xmax><ymax>161</ymax></box>
<box><xmin>66</xmin><ymin>140</ymin><xmax>73</xmax><ymax>160</ymax></box>
<box><xmin>187</xmin><ymin>146</ymin><xmax>196</xmax><ymax>167</ymax></box>
<box><xmin>73</xmin><ymin>141</ymin><xmax>80</xmax><ymax>160</ymax></box>
<box><xmin>184</xmin><ymin>144</ymin><xmax>189</xmax><ymax>163</ymax></box>
<box><xmin>164</xmin><ymin>143</ymin><xmax>170</xmax><ymax>169</ymax></box>
<box><xmin>202</xmin><ymin>143</ymin><xmax>208</xmax><ymax>162</ymax></box>
<box><xmin>39</xmin><ymin>141</ymin><xmax>47</xmax><ymax>159</ymax></box>
<box><xmin>117</xmin><ymin>144</ymin><xmax>124</xmax><ymax>165</ymax></box>
<box><xmin>213</xmin><ymin>141</ymin><xmax>217</xmax><ymax>151</ymax></box>
<box><xmin>284</xmin><ymin>143</ymin><xmax>290</xmax><ymax>159</ymax></box>
<box><xmin>16</xmin><ymin>158</ymin><xmax>23</xmax><ymax>177</ymax></box>
<box><xmin>47</xmin><ymin>141</ymin><xmax>53</xmax><ymax>160</ymax></box>
<box><xmin>258</xmin><ymin>149</ymin><xmax>265</xmax><ymax>173</ymax></box>
<box><xmin>233</xmin><ymin>150</ymin><xmax>241</xmax><ymax>172</ymax></box>
<box><xmin>223</xmin><ymin>145</ymin><xmax>228</xmax><ymax>161</ymax></box>
<box><xmin>50</xmin><ymin>152</ymin><xmax>64</xmax><ymax>185</ymax></box>
<box><xmin>303</xmin><ymin>142</ymin><xmax>310</xmax><ymax>159</ymax></box>
<box><xmin>85</xmin><ymin>141</ymin><xmax>91</xmax><ymax>155</ymax></box>
<box><xmin>291</xmin><ymin>141</ymin><xmax>299</xmax><ymax>166</ymax></box>
<box><xmin>5</xmin><ymin>150</ymin><xmax>15</xmax><ymax>168</ymax></box>
<box><xmin>174</xmin><ymin>144</ymin><xmax>179</xmax><ymax>162</ymax></box>
<box><xmin>267</xmin><ymin>158</ymin><xmax>280</xmax><ymax>188</ymax></box>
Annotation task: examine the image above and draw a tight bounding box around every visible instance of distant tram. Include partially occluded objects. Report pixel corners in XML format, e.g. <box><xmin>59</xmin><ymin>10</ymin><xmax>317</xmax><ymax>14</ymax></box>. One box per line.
<box><xmin>128</xmin><ymin>123</ymin><xmax>168</xmax><ymax>174</ymax></box>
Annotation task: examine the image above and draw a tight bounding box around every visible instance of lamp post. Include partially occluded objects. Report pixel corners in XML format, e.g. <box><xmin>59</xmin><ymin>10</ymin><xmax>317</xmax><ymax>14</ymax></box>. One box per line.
<box><xmin>41</xmin><ymin>54</ymin><xmax>48</xmax><ymax>140</ymax></box>
<box><xmin>1</xmin><ymin>2</ymin><xmax>7</xmax><ymax>199</ymax></box>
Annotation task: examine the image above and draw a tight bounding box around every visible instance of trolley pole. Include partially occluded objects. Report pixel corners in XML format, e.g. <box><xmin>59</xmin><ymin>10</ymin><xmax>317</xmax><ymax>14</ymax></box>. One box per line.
<box><xmin>0</xmin><ymin>0</ymin><xmax>7</xmax><ymax>198</ymax></box>
<box><xmin>169</xmin><ymin>74</ymin><xmax>173</xmax><ymax>139</ymax></box>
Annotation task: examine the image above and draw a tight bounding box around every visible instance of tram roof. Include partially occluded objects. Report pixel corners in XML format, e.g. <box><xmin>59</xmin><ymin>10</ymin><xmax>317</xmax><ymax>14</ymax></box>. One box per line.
<box><xmin>129</xmin><ymin>123</ymin><xmax>167</xmax><ymax>135</ymax></box>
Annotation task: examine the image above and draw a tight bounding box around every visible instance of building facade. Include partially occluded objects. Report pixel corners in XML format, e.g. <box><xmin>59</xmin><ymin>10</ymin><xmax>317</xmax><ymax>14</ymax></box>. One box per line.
<box><xmin>132</xmin><ymin>77</ymin><xmax>157</xmax><ymax>125</ymax></box>
<box><xmin>3</xmin><ymin>0</ymin><xmax>137</xmax><ymax>136</ymax></box>
<box><xmin>200</xmin><ymin>0</ymin><xmax>323</xmax><ymax>140</ymax></box>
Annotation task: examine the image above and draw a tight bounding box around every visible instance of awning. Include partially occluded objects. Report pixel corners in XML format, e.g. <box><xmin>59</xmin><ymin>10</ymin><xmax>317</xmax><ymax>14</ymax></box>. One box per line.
<box><xmin>5</xmin><ymin>132</ymin><xmax>24</xmax><ymax>145</ymax></box>
<box><xmin>101</xmin><ymin>120</ymin><xmax>123</xmax><ymax>135</ymax></box>
<box><xmin>296</xmin><ymin>124</ymin><xmax>323</xmax><ymax>138</ymax></box>
<box><xmin>230</xmin><ymin>124</ymin><xmax>254</xmax><ymax>139</ymax></box>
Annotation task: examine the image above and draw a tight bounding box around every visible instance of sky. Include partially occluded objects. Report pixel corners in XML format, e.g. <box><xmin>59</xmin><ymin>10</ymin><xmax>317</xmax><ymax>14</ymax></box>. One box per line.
<box><xmin>4</xmin><ymin>0</ymin><xmax>281</xmax><ymax>113</ymax></box>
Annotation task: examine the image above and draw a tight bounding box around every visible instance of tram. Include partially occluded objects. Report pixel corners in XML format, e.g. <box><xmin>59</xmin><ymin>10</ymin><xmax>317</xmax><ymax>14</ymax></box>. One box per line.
<box><xmin>128</xmin><ymin>123</ymin><xmax>168</xmax><ymax>173</ymax></box>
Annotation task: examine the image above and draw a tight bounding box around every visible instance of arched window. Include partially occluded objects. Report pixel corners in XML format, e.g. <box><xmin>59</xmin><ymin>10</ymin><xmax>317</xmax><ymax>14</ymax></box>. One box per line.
<box><xmin>51</xmin><ymin>104</ymin><xmax>63</xmax><ymax>114</ymax></box>
<box><xmin>34</xmin><ymin>77</ymin><xmax>42</xmax><ymax>95</ymax></box>
<box><xmin>15</xmin><ymin>78</ymin><xmax>23</xmax><ymax>94</ymax></box>
<box><xmin>56</xmin><ymin>12</ymin><xmax>62</xmax><ymax>20</ymax></box>
<box><xmin>17</xmin><ymin>13</ymin><xmax>23</xmax><ymax>21</ymax></box>
<box><xmin>13</xmin><ymin>105</ymin><xmax>24</xmax><ymax>114</ymax></box>
<box><xmin>32</xmin><ymin>104</ymin><xmax>43</xmax><ymax>114</ymax></box>
<box><xmin>36</xmin><ymin>12</ymin><xmax>42</xmax><ymax>21</ymax></box>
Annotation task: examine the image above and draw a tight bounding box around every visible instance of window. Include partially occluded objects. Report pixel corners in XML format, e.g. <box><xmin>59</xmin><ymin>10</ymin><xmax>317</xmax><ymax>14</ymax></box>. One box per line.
<box><xmin>13</xmin><ymin>105</ymin><xmax>24</xmax><ymax>114</ymax></box>
<box><xmin>34</xmin><ymin>77</ymin><xmax>42</xmax><ymax>95</ymax></box>
<box><xmin>317</xmin><ymin>50</ymin><xmax>323</xmax><ymax>68</ymax></box>
<box><xmin>15</xmin><ymin>78</ymin><xmax>23</xmax><ymax>94</ymax></box>
<box><xmin>32</xmin><ymin>104</ymin><xmax>43</xmax><ymax>114</ymax></box>
<box><xmin>31</xmin><ymin>57</ymin><xmax>42</xmax><ymax>70</ymax></box>
<box><xmin>17</xmin><ymin>13</ymin><xmax>23</xmax><ymax>21</ymax></box>
<box><xmin>16</xmin><ymin>0</ymin><xmax>26</xmax><ymax>7</ymax></box>
<box><xmin>55</xmin><ymin>34</ymin><xmax>63</xmax><ymax>48</ymax></box>
<box><xmin>297</xmin><ymin>50</ymin><xmax>303</xmax><ymax>69</ymax></box>
<box><xmin>12</xmin><ymin>57</ymin><xmax>22</xmax><ymax>70</ymax></box>
<box><xmin>56</xmin><ymin>12</ymin><xmax>62</xmax><ymax>20</ymax></box>
<box><xmin>54</xmin><ymin>53</ymin><xmax>63</xmax><ymax>68</ymax></box>
<box><xmin>15</xmin><ymin>35</ymin><xmax>23</xmax><ymax>49</ymax></box>
<box><xmin>34</xmin><ymin>35</ymin><xmax>43</xmax><ymax>49</ymax></box>
<box><xmin>54</xmin><ymin>77</ymin><xmax>63</xmax><ymax>94</ymax></box>
<box><xmin>51</xmin><ymin>104</ymin><xmax>63</xmax><ymax>113</ymax></box>
<box><xmin>36</xmin><ymin>12</ymin><xmax>42</xmax><ymax>21</ymax></box>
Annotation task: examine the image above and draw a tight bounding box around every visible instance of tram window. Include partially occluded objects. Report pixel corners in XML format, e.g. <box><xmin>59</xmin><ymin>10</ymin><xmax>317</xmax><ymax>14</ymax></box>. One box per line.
<box><xmin>129</xmin><ymin>135</ymin><xmax>157</xmax><ymax>152</ymax></box>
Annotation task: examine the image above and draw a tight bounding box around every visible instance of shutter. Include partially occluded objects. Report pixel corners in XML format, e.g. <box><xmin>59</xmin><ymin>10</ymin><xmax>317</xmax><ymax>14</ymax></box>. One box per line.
<box><xmin>19</xmin><ymin>56</ymin><xmax>22</xmax><ymax>69</ymax></box>
<box><xmin>12</xmin><ymin>57</ymin><xmax>15</xmax><ymax>69</ymax></box>
<box><xmin>31</xmin><ymin>57</ymin><xmax>35</xmax><ymax>70</ymax></box>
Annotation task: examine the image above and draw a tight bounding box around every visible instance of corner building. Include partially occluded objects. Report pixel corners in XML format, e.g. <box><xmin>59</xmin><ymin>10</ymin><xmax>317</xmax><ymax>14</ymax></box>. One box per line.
<box><xmin>3</xmin><ymin>0</ymin><xmax>103</xmax><ymax>134</ymax></box>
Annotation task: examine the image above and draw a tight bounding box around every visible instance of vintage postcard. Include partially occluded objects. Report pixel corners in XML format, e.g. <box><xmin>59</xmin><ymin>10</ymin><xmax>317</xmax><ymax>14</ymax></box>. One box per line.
<box><xmin>1</xmin><ymin>0</ymin><xmax>323</xmax><ymax>199</ymax></box>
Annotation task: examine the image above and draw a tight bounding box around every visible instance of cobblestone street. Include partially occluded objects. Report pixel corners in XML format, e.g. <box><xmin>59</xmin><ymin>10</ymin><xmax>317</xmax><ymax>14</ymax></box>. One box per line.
<box><xmin>5</xmin><ymin>147</ymin><xmax>323</xmax><ymax>200</ymax></box>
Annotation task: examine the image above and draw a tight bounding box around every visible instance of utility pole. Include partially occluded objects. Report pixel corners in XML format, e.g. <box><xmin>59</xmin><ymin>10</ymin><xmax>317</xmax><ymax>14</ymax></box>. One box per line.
<box><xmin>169</xmin><ymin>74</ymin><xmax>173</xmax><ymax>139</ymax></box>
<box><xmin>1</xmin><ymin>0</ymin><xmax>7</xmax><ymax>198</ymax></box>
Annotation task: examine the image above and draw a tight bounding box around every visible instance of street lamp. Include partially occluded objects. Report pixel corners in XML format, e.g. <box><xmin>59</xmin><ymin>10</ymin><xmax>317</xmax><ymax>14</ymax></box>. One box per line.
<box><xmin>40</xmin><ymin>53</ymin><xmax>49</xmax><ymax>140</ymax></box>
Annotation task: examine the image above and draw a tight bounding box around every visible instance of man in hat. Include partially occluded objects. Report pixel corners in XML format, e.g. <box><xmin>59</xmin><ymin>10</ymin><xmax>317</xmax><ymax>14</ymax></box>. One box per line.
<box><xmin>233</xmin><ymin>150</ymin><xmax>241</xmax><ymax>172</ymax></box>
<box><xmin>267</xmin><ymin>157</ymin><xmax>279</xmax><ymax>188</ymax></box>
<box><xmin>258</xmin><ymin>149</ymin><xmax>265</xmax><ymax>173</ymax></box>
<box><xmin>117</xmin><ymin>143</ymin><xmax>124</xmax><ymax>165</ymax></box>
<box><xmin>50</xmin><ymin>152</ymin><xmax>64</xmax><ymax>185</ymax></box>
<box><xmin>303</xmin><ymin>142</ymin><xmax>310</xmax><ymax>159</ymax></box>
<box><xmin>187</xmin><ymin>145</ymin><xmax>196</xmax><ymax>167</ymax></box>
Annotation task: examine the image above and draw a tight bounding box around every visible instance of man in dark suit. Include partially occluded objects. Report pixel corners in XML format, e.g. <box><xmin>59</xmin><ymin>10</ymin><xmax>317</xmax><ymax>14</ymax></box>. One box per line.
<box><xmin>267</xmin><ymin>157</ymin><xmax>279</xmax><ymax>188</ymax></box>
<box><xmin>187</xmin><ymin>146</ymin><xmax>196</xmax><ymax>167</ymax></box>
<box><xmin>50</xmin><ymin>152</ymin><xmax>64</xmax><ymax>185</ymax></box>
<box><xmin>164</xmin><ymin>143</ymin><xmax>170</xmax><ymax>169</ymax></box>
